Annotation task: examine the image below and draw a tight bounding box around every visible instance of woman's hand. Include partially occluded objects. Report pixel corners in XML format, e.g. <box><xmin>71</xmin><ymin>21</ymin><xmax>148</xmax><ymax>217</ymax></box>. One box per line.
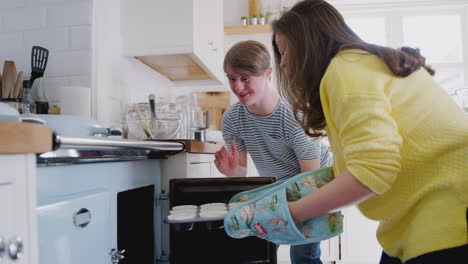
<box><xmin>214</xmin><ymin>141</ymin><xmax>241</xmax><ymax>176</ymax></box>
<box><xmin>288</xmin><ymin>201</ymin><xmax>301</xmax><ymax>224</ymax></box>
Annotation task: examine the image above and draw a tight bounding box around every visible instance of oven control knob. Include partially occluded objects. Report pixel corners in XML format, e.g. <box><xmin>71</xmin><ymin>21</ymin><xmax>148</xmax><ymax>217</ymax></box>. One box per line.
<box><xmin>110</xmin><ymin>248</ymin><xmax>125</xmax><ymax>263</ymax></box>
<box><xmin>8</xmin><ymin>237</ymin><xmax>23</xmax><ymax>260</ymax></box>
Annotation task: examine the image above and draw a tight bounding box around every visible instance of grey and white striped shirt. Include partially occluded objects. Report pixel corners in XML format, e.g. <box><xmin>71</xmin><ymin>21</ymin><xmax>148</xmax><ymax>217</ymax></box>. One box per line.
<box><xmin>222</xmin><ymin>101</ymin><xmax>332</xmax><ymax>181</ymax></box>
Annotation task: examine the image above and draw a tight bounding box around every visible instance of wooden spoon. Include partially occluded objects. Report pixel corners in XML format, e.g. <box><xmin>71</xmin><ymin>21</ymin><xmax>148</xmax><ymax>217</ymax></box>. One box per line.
<box><xmin>2</xmin><ymin>61</ymin><xmax>17</xmax><ymax>99</ymax></box>
<box><xmin>13</xmin><ymin>71</ymin><xmax>24</xmax><ymax>99</ymax></box>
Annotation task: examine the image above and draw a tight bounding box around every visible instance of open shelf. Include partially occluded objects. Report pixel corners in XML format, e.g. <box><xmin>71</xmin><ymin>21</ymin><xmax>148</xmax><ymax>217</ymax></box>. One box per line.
<box><xmin>224</xmin><ymin>24</ymin><xmax>272</xmax><ymax>35</ymax></box>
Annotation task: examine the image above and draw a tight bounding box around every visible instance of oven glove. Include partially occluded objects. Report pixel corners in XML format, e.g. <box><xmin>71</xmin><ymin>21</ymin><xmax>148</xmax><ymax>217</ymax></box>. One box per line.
<box><xmin>224</xmin><ymin>167</ymin><xmax>343</xmax><ymax>245</ymax></box>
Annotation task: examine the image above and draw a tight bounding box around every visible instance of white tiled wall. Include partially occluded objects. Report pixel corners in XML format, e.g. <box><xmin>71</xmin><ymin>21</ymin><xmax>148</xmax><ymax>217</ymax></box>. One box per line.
<box><xmin>0</xmin><ymin>0</ymin><xmax>92</xmax><ymax>114</ymax></box>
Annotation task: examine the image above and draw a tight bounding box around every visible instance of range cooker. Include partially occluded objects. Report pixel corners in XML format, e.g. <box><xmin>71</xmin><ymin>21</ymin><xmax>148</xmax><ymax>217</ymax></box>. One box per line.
<box><xmin>14</xmin><ymin>113</ymin><xmax>277</xmax><ymax>264</ymax></box>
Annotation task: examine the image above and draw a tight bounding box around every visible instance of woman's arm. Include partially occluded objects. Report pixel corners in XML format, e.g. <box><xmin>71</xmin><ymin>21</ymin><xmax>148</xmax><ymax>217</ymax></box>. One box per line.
<box><xmin>289</xmin><ymin>168</ymin><xmax>375</xmax><ymax>223</ymax></box>
<box><xmin>298</xmin><ymin>159</ymin><xmax>321</xmax><ymax>172</ymax></box>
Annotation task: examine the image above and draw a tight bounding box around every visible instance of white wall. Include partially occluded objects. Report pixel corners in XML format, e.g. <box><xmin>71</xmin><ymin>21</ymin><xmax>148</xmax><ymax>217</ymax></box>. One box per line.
<box><xmin>0</xmin><ymin>0</ymin><xmax>92</xmax><ymax>114</ymax></box>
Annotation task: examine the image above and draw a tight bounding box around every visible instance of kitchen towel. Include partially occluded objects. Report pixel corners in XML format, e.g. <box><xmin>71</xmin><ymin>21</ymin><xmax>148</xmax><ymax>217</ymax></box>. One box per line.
<box><xmin>224</xmin><ymin>167</ymin><xmax>343</xmax><ymax>245</ymax></box>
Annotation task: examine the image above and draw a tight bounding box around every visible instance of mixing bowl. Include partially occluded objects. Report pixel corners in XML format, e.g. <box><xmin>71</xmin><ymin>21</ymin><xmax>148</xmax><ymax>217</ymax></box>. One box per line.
<box><xmin>126</xmin><ymin>111</ymin><xmax>182</xmax><ymax>140</ymax></box>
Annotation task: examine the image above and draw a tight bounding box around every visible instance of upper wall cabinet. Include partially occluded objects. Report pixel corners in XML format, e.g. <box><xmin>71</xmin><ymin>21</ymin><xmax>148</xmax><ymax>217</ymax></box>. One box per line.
<box><xmin>121</xmin><ymin>0</ymin><xmax>224</xmax><ymax>85</ymax></box>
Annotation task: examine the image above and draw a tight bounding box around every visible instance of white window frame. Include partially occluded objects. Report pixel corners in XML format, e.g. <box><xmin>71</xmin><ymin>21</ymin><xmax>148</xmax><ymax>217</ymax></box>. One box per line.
<box><xmin>331</xmin><ymin>0</ymin><xmax>468</xmax><ymax>88</ymax></box>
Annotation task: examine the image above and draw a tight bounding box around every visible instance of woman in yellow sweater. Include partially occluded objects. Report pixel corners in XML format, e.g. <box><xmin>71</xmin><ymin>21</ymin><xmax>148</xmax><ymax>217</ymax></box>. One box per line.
<box><xmin>270</xmin><ymin>0</ymin><xmax>468</xmax><ymax>263</ymax></box>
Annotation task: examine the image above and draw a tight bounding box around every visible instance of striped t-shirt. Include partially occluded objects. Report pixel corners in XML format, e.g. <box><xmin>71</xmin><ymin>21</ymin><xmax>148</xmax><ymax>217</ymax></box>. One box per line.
<box><xmin>222</xmin><ymin>101</ymin><xmax>332</xmax><ymax>181</ymax></box>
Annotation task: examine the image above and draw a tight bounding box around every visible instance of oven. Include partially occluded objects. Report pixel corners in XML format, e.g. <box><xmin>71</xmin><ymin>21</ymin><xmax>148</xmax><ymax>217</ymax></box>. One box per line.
<box><xmin>31</xmin><ymin>115</ymin><xmax>185</xmax><ymax>264</ymax></box>
<box><xmin>164</xmin><ymin>177</ymin><xmax>278</xmax><ymax>264</ymax></box>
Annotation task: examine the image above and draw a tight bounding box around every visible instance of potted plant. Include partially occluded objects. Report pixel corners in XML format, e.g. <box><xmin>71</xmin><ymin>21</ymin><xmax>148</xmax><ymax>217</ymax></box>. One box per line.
<box><xmin>251</xmin><ymin>14</ymin><xmax>258</xmax><ymax>25</ymax></box>
<box><xmin>259</xmin><ymin>13</ymin><xmax>265</xmax><ymax>25</ymax></box>
<box><xmin>241</xmin><ymin>16</ymin><xmax>248</xmax><ymax>26</ymax></box>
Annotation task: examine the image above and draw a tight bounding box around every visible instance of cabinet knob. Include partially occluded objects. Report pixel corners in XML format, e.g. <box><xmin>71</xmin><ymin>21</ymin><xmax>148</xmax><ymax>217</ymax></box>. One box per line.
<box><xmin>0</xmin><ymin>237</ymin><xmax>5</xmax><ymax>262</ymax></box>
<box><xmin>8</xmin><ymin>237</ymin><xmax>23</xmax><ymax>260</ymax></box>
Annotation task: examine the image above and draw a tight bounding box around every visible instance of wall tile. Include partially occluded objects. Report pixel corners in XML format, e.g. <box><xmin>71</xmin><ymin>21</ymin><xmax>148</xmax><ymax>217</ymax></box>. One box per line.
<box><xmin>64</xmin><ymin>50</ymin><xmax>91</xmax><ymax>75</ymax></box>
<box><xmin>0</xmin><ymin>32</ymin><xmax>24</xmax><ymax>56</ymax></box>
<box><xmin>44</xmin><ymin>50</ymin><xmax>66</xmax><ymax>76</ymax></box>
<box><xmin>68</xmin><ymin>74</ymin><xmax>91</xmax><ymax>87</ymax></box>
<box><xmin>3</xmin><ymin>8</ymin><xmax>44</xmax><ymax>32</ymax></box>
<box><xmin>23</xmin><ymin>28</ymin><xmax>68</xmax><ymax>51</ymax></box>
<box><xmin>69</xmin><ymin>26</ymin><xmax>90</xmax><ymax>49</ymax></box>
<box><xmin>0</xmin><ymin>0</ymin><xmax>25</xmax><ymax>9</ymax></box>
<box><xmin>46</xmin><ymin>2</ymin><xmax>91</xmax><ymax>27</ymax></box>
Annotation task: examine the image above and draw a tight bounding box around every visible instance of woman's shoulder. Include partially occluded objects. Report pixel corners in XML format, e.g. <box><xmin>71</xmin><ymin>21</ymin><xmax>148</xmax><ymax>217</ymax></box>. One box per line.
<box><xmin>330</xmin><ymin>49</ymin><xmax>385</xmax><ymax>70</ymax></box>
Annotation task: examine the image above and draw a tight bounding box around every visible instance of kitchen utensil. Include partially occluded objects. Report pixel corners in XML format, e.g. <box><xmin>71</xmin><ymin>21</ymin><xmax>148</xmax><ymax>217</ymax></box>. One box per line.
<box><xmin>149</xmin><ymin>93</ymin><xmax>156</xmax><ymax>136</ymax></box>
<box><xmin>2</xmin><ymin>60</ymin><xmax>17</xmax><ymax>99</ymax></box>
<box><xmin>30</xmin><ymin>46</ymin><xmax>49</xmax><ymax>86</ymax></box>
<box><xmin>195</xmin><ymin>91</ymin><xmax>230</xmax><ymax>130</ymax></box>
<box><xmin>133</xmin><ymin>104</ymin><xmax>155</xmax><ymax>139</ymax></box>
<box><xmin>126</xmin><ymin>111</ymin><xmax>181</xmax><ymax>140</ymax></box>
<box><xmin>13</xmin><ymin>71</ymin><xmax>24</xmax><ymax>99</ymax></box>
<box><xmin>190</xmin><ymin>109</ymin><xmax>209</xmax><ymax>141</ymax></box>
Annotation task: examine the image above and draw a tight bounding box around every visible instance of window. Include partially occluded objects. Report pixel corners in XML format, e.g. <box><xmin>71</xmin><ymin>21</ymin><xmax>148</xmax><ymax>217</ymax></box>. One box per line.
<box><xmin>346</xmin><ymin>17</ymin><xmax>387</xmax><ymax>46</ymax></box>
<box><xmin>338</xmin><ymin>1</ymin><xmax>468</xmax><ymax>96</ymax></box>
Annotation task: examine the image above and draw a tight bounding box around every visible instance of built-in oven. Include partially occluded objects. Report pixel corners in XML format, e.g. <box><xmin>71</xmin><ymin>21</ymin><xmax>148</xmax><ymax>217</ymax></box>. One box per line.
<box><xmin>165</xmin><ymin>177</ymin><xmax>278</xmax><ymax>264</ymax></box>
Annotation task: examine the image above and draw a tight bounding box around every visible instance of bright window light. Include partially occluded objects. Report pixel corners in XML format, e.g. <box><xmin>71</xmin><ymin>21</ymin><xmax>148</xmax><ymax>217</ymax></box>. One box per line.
<box><xmin>403</xmin><ymin>15</ymin><xmax>463</xmax><ymax>64</ymax></box>
<box><xmin>345</xmin><ymin>17</ymin><xmax>387</xmax><ymax>46</ymax></box>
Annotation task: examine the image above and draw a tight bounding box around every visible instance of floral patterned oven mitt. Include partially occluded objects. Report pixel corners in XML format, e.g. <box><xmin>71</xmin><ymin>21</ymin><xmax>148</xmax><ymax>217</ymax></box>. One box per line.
<box><xmin>224</xmin><ymin>167</ymin><xmax>343</xmax><ymax>245</ymax></box>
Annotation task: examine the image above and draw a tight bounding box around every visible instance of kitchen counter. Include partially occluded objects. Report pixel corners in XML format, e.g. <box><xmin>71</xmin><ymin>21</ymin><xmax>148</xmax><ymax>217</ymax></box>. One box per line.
<box><xmin>164</xmin><ymin>139</ymin><xmax>223</xmax><ymax>154</ymax></box>
<box><xmin>0</xmin><ymin>121</ymin><xmax>53</xmax><ymax>153</ymax></box>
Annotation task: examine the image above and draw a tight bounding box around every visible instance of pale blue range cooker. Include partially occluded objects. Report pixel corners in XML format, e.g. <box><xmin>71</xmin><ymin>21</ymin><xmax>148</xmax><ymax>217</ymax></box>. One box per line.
<box><xmin>29</xmin><ymin>114</ymin><xmax>184</xmax><ymax>264</ymax></box>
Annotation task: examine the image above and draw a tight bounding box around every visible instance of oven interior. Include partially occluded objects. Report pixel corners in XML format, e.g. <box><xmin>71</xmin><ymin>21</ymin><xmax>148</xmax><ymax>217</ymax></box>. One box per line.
<box><xmin>168</xmin><ymin>177</ymin><xmax>277</xmax><ymax>264</ymax></box>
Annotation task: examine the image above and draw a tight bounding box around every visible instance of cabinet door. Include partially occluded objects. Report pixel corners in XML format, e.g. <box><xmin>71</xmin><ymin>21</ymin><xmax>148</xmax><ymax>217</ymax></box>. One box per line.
<box><xmin>193</xmin><ymin>0</ymin><xmax>224</xmax><ymax>81</ymax></box>
<box><xmin>188</xmin><ymin>162</ymin><xmax>212</xmax><ymax>178</ymax></box>
<box><xmin>247</xmin><ymin>154</ymin><xmax>259</xmax><ymax>177</ymax></box>
<box><xmin>339</xmin><ymin>207</ymin><xmax>382</xmax><ymax>264</ymax></box>
<box><xmin>0</xmin><ymin>154</ymin><xmax>37</xmax><ymax>264</ymax></box>
<box><xmin>37</xmin><ymin>191</ymin><xmax>111</xmax><ymax>264</ymax></box>
<box><xmin>320</xmin><ymin>236</ymin><xmax>340</xmax><ymax>262</ymax></box>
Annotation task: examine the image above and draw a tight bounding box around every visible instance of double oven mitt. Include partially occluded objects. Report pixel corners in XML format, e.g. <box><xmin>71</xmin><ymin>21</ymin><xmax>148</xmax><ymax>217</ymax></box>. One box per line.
<box><xmin>224</xmin><ymin>167</ymin><xmax>343</xmax><ymax>245</ymax></box>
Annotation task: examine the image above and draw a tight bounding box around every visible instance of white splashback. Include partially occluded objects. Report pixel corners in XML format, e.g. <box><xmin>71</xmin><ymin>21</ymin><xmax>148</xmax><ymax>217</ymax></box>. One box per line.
<box><xmin>48</xmin><ymin>86</ymin><xmax>92</xmax><ymax>118</ymax></box>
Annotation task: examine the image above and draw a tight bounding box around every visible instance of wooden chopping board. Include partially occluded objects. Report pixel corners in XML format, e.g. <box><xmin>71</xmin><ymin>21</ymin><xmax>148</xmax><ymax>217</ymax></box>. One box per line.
<box><xmin>0</xmin><ymin>121</ymin><xmax>54</xmax><ymax>153</ymax></box>
<box><xmin>195</xmin><ymin>92</ymin><xmax>231</xmax><ymax>130</ymax></box>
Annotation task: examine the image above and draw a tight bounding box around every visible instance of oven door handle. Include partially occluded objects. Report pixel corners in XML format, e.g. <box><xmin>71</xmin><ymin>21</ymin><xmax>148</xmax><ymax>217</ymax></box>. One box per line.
<box><xmin>53</xmin><ymin>134</ymin><xmax>185</xmax><ymax>153</ymax></box>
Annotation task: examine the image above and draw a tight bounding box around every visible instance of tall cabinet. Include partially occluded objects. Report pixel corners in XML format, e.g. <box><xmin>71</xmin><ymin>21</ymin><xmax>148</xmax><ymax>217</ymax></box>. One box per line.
<box><xmin>0</xmin><ymin>154</ymin><xmax>38</xmax><ymax>264</ymax></box>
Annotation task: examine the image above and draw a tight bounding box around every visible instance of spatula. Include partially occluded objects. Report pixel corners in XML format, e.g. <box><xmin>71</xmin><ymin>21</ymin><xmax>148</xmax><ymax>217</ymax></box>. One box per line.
<box><xmin>30</xmin><ymin>46</ymin><xmax>49</xmax><ymax>86</ymax></box>
<box><xmin>2</xmin><ymin>60</ymin><xmax>17</xmax><ymax>99</ymax></box>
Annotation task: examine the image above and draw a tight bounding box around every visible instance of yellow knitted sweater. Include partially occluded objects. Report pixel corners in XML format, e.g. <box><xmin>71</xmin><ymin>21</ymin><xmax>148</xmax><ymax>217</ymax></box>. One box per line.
<box><xmin>320</xmin><ymin>49</ymin><xmax>468</xmax><ymax>261</ymax></box>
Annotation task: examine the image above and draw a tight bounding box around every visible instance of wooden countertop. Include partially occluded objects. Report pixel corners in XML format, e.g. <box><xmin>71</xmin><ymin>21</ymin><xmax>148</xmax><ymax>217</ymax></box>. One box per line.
<box><xmin>0</xmin><ymin>121</ymin><xmax>54</xmax><ymax>154</ymax></box>
<box><xmin>182</xmin><ymin>140</ymin><xmax>224</xmax><ymax>154</ymax></box>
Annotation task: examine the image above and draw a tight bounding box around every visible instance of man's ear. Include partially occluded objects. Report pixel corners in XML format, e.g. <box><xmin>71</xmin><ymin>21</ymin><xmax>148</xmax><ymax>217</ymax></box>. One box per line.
<box><xmin>266</xmin><ymin>66</ymin><xmax>272</xmax><ymax>80</ymax></box>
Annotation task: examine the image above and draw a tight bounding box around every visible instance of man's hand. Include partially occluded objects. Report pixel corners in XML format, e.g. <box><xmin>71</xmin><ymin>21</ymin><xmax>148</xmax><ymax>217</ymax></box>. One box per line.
<box><xmin>214</xmin><ymin>141</ymin><xmax>241</xmax><ymax>176</ymax></box>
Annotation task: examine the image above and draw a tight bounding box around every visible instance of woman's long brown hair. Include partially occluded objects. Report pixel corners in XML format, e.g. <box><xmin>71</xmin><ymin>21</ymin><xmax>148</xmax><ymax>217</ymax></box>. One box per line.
<box><xmin>271</xmin><ymin>0</ymin><xmax>435</xmax><ymax>138</ymax></box>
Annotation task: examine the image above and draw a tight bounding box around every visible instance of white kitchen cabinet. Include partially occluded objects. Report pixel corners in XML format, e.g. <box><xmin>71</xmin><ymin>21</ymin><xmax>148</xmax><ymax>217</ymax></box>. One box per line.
<box><xmin>121</xmin><ymin>0</ymin><xmax>224</xmax><ymax>85</ymax></box>
<box><xmin>0</xmin><ymin>154</ymin><xmax>38</xmax><ymax>264</ymax></box>
<box><xmin>160</xmin><ymin>152</ymin><xmax>222</xmax><ymax>192</ymax></box>
<box><xmin>320</xmin><ymin>206</ymin><xmax>382</xmax><ymax>264</ymax></box>
<box><xmin>338</xmin><ymin>206</ymin><xmax>382</xmax><ymax>264</ymax></box>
